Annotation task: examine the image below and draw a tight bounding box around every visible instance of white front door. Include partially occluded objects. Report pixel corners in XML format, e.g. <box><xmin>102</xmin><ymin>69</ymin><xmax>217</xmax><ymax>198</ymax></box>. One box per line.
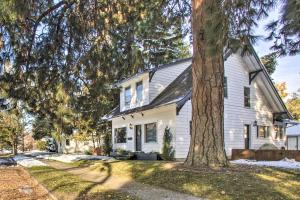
<box><xmin>288</xmin><ymin>137</ymin><xmax>298</xmax><ymax>150</ymax></box>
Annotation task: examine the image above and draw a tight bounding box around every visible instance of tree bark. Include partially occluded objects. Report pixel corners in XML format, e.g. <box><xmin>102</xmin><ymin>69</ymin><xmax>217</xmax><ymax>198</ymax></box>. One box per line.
<box><xmin>185</xmin><ymin>0</ymin><xmax>228</xmax><ymax>168</ymax></box>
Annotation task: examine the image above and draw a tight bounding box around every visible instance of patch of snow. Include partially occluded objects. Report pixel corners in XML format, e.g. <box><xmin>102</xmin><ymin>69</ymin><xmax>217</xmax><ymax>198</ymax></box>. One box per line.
<box><xmin>23</xmin><ymin>150</ymin><xmax>53</xmax><ymax>157</ymax></box>
<box><xmin>13</xmin><ymin>156</ymin><xmax>48</xmax><ymax>167</ymax></box>
<box><xmin>231</xmin><ymin>158</ymin><xmax>300</xmax><ymax>170</ymax></box>
<box><xmin>37</xmin><ymin>154</ymin><xmax>114</xmax><ymax>163</ymax></box>
<box><xmin>0</xmin><ymin>149</ymin><xmax>11</xmax><ymax>154</ymax></box>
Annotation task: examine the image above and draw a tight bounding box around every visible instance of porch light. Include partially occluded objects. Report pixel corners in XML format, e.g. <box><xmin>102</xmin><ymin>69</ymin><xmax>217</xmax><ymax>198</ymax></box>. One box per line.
<box><xmin>129</xmin><ymin>123</ymin><xmax>133</xmax><ymax>129</ymax></box>
<box><xmin>131</xmin><ymin>114</ymin><xmax>134</xmax><ymax>118</ymax></box>
<box><xmin>253</xmin><ymin>120</ymin><xmax>257</xmax><ymax>127</ymax></box>
<box><xmin>141</xmin><ymin>112</ymin><xmax>144</xmax><ymax>116</ymax></box>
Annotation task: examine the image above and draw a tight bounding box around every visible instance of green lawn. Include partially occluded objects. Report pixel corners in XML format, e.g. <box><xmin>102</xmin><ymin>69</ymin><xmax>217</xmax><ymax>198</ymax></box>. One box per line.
<box><xmin>68</xmin><ymin>160</ymin><xmax>300</xmax><ymax>200</ymax></box>
<box><xmin>28</xmin><ymin>166</ymin><xmax>138</xmax><ymax>200</ymax></box>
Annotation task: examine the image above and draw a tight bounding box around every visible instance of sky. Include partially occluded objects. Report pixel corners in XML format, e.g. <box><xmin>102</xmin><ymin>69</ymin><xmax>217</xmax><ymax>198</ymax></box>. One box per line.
<box><xmin>253</xmin><ymin>6</ymin><xmax>300</xmax><ymax>95</ymax></box>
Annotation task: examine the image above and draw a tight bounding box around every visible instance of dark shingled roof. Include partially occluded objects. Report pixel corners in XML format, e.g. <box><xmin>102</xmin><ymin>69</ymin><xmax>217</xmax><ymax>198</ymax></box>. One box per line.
<box><xmin>105</xmin><ymin>65</ymin><xmax>192</xmax><ymax>119</ymax></box>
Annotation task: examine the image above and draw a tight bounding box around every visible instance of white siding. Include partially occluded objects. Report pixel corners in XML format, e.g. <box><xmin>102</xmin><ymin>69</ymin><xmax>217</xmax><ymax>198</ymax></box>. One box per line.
<box><xmin>175</xmin><ymin>100</ymin><xmax>192</xmax><ymax>158</ymax></box>
<box><xmin>112</xmin><ymin>54</ymin><xmax>286</xmax><ymax>159</ymax></box>
<box><xmin>287</xmin><ymin>136</ymin><xmax>299</xmax><ymax>150</ymax></box>
<box><xmin>59</xmin><ymin>138</ymin><xmax>94</xmax><ymax>154</ymax></box>
<box><xmin>149</xmin><ymin>60</ymin><xmax>191</xmax><ymax>101</ymax></box>
<box><xmin>223</xmin><ymin>54</ymin><xmax>285</xmax><ymax>156</ymax></box>
<box><xmin>112</xmin><ymin>105</ymin><xmax>176</xmax><ymax>153</ymax></box>
<box><xmin>119</xmin><ymin>73</ymin><xmax>150</xmax><ymax>112</ymax></box>
<box><xmin>173</xmin><ymin>54</ymin><xmax>286</xmax><ymax>159</ymax></box>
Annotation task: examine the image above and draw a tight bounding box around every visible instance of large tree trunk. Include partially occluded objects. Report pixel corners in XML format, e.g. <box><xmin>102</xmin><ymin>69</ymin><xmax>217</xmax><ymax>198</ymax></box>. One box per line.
<box><xmin>185</xmin><ymin>0</ymin><xmax>228</xmax><ymax>168</ymax></box>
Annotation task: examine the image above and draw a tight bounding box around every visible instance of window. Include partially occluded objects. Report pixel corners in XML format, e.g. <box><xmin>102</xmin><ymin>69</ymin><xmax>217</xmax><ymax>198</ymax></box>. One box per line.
<box><xmin>66</xmin><ymin>139</ymin><xmax>70</xmax><ymax>146</ymax></box>
<box><xmin>124</xmin><ymin>87</ymin><xmax>131</xmax><ymax>108</ymax></box>
<box><xmin>244</xmin><ymin>87</ymin><xmax>251</xmax><ymax>107</ymax></box>
<box><xmin>136</xmin><ymin>81</ymin><xmax>143</xmax><ymax>103</ymax></box>
<box><xmin>275</xmin><ymin>125</ymin><xmax>285</xmax><ymax>139</ymax></box>
<box><xmin>257</xmin><ymin>126</ymin><xmax>270</xmax><ymax>138</ymax></box>
<box><xmin>145</xmin><ymin>123</ymin><xmax>157</xmax><ymax>143</ymax></box>
<box><xmin>224</xmin><ymin>77</ymin><xmax>228</xmax><ymax>98</ymax></box>
<box><xmin>114</xmin><ymin>127</ymin><xmax>127</xmax><ymax>143</ymax></box>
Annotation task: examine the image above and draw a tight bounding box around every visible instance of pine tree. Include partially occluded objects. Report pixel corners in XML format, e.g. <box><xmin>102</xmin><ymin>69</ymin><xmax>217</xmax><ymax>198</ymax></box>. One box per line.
<box><xmin>261</xmin><ymin>53</ymin><xmax>278</xmax><ymax>75</ymax></box>
<box><xmin>0</xmin><ymin>0</ymin><xmax>190</xmax><ymax>154</ymax></box>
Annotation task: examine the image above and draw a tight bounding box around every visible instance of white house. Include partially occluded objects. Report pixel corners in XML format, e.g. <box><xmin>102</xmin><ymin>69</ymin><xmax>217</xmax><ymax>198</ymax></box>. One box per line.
<box><xmin>105</xmin><ymin>48</ymin><xmax>293</xmax><ymax>159</ymax></box>
<box><xmin>287</xmin><ymin>124</ymin><xmax>300</xmax><ymax>150</ymax></box>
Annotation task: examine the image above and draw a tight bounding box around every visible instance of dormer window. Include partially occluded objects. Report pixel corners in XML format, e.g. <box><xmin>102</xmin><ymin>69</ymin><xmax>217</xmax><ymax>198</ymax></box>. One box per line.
<box><xmin>125</xmin><ymin>86</ymin><xmax>131</xmax><ymax>108</ymax></box>
<box><xmin>136</xmin><ymin>81</ymin><xmax>143</xmax><ymax>103</ymax></box>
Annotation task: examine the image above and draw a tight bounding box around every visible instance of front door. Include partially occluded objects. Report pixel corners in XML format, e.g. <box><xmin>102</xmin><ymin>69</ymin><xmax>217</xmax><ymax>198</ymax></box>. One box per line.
<box><xmin>135</xmin><ymin>125</ymin><xmax>142</xmax><ymax>151</ymax></box>
<box><xmin>244</xmin><ymin>125</ymin><xmax>250</xmax><ymax>149</ymax></box>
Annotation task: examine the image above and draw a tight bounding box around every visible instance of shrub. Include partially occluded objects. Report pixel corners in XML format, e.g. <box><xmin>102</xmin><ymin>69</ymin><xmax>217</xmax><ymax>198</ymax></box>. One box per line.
<box><xmin>259</xmin><ymin>143</ymin><xmax>279</xmax><ymax>150</ymax></box>
<box><xmin>84</xmin><ymin>148</ymin><xmax>93</xmax><ymax>155</ymax></box>
<box><xmin>161</xmin><ymin>126</ymin><xmax>175</xmax><ymax>160</ymax></box>
<box><xmin>103</xmin><ymin>132</ymin><xmax>112</xmax><ymax>155</ymax></box>
<box><xmin>36</xmin><ymin>140</ymin><xmax>47</xmax><ymax>151</ymax></box>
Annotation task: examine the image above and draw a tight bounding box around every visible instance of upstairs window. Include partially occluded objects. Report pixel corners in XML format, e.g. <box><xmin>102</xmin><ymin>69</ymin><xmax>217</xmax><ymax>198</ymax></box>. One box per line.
<box><xmin>224</xmin><ymin>77</ymin><xmax>228</xmax><ymax>98</ymax></box>
<box><xmin>257</xmin><ymin>126</ymin><xmax>270</xmax><ymax>138</ymax></box>
<box><xmin>136</xmin><ymin>81</ymin><xmax>143</xmax><ymax>103</ymax></box>
<box><xmin>244</xmin><ymin>87</ymin><xmax>251</xmax><ymax>108</ymax></box>
<box><xmin>145</xmin><ymin>123</ymin><xmax>157</xmax><ymax>143</ymax></box>
<box><xmin>275</xmin><ymin>125</ymin><xmax>285</xmax><ymax>139</ymax></box>
<box><xmin>114</xmin><ymin>127</ymin><xmax>127</xmax><ymax>143</ymax></box>
<box><xmin>125</xmin><ymin>87</ymin><xmax>131</xmax><ymax>108</ymax></box>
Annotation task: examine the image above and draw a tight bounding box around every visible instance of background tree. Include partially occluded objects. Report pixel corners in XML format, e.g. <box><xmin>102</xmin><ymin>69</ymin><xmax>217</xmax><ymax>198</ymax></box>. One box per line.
<box><xmin>275</xmin><ymin>82</ymin><xmax>288</xmax><ymax>99</ymax></box>
<box><xmin>0</xmin><ymin>0</ymin><xmax>190</xmax><ymax>152</ymax></box>
<box><xmin>261</xmin><ymin>52</ymin><xmax>278</xmax><ymax>75</ymax></box>
<box><xmin>266</xmin><ymin>0</ymin><xmax>300</xmax><ymax>56</ymax></box>
<box><xmin>286</xmin><ymin>89</ymin><xmax>300</xmax><ymax>121</ymax></box>
<box><xmin>0</xmin><ymin>107</ymin><xmax>24</xmax><ymax>155</ymax></box>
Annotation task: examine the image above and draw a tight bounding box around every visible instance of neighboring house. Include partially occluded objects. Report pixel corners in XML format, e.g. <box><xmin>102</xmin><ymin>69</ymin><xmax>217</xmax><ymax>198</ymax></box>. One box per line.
<box><xmin>287</xmin><ymin>124</ymin><xmax>300</xmax><ymax>150</ymax></box>
<box><xmin>105</xmin><ymin>48</ymin><xmax>293</xmax><ymax>159</ymax></box>
<box><xmin>57</xmin><ymin>136</ymin><xmax>95</xmax><ymax>154</ymax></box>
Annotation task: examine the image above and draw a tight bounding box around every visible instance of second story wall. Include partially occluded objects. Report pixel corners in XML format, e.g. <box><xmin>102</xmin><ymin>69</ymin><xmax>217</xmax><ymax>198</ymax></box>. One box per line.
<box><xmin>149</xmin><ymin>59</ymin><xmax>191</xmax><ymax>102</ymax></box>
<box><xmin>120</xmin><ymin>73</ymin><xmax>150</xmax><ymax>112</ymax></box>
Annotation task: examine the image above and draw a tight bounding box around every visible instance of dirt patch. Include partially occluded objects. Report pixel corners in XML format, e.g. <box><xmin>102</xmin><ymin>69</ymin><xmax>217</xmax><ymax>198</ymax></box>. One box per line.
<box><xmin>0</xmin><ymin>167</ymin><xmax>52</xmax><ymax>200</ymax></box>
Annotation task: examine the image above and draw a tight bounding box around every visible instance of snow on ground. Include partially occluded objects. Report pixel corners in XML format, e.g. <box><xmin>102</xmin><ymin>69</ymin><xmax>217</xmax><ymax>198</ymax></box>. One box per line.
<box><xmin>0</xmin><ymin>150</ymin><xmax>11</xmax><ymax>154</ymax></box>
<box><xmin>23</xmin><ymin>150</ymin><xmax>53</xmax><ymax>157</ymax></box>
<box><xmin>13</xmin><ymin>156</ymin><xmax>48</xmax><ymax>167</ymax></box>
<box><xmin>231</xmin><ymin>158</ymin><xmax>300</xmax><ymax>170</ymax></box>
<box><xmin>37</xmin><ymin>154</ymin><xmax>114</xmax><ymax>163</ymax></box>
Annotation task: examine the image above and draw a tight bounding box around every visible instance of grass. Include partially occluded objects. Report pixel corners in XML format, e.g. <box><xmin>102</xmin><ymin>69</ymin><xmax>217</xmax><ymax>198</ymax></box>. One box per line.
<box><xmin>27</xmin><ymin>166</ymin><xmax>139</xmax><ymax>200</ymax></box>
<box><xmin>67</xmin><ymin>160</ymin><xmax>300</xmax><ymax>200</ymax></box>
<box><xmin>0</xmin><ymin>153</ymin><xmax>13</xmax><ymax>158</ymax></box>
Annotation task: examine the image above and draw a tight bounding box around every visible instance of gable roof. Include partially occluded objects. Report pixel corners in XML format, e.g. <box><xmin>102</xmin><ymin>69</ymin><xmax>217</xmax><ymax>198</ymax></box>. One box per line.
<box><xmin>106</xmin><ymin>48</ymin><xmax>292</xmax><ymax>121</ymax></box>
<box><xmin>116</xmin><ymin>57</ymin><xmax>192</xmax><ymax>86</ymax></box>
<box><xmin>105</xmin><ymin>65</ymin><xmax>192</xmax><ymax>119</ymax></box>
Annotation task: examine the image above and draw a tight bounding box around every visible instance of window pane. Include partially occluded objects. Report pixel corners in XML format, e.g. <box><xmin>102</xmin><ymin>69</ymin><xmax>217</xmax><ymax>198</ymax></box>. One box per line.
<box><xmin>115</xmin><ymin>127</ymin><xmax>127</xmax><ymax>143</ymax></box>
<box><xmin>125</xmin><ymin>87</ymin><xmax>131</xmax><ymax>107</ymax></box>
<box><xmin>145</xmin><ymin>123</ymin><xmax>157</xmax><ymax>143</ymax></box>
<box><xmin>224</xmin><ymin>77</ymin><xmax>228</xmax><ymax>98</ymax></box>
<box><xmin>136</xmin><ymin>81</ymin><xmax>143</xmax><ymax>102</ymax></box>
<box><xmin>244</xmin><ymin>87</ymin><xmax>250</xmax><ymax>107</ymax></box>
<box><xmin>257</xmin><ymin>126</ymin><xmax>269</xmax><ymax>138</ymax></box>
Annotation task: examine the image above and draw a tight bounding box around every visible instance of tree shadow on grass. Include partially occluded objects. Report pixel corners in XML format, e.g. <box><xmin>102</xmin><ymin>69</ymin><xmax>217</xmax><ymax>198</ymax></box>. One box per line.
<box><xmin>74</xmin><ymin>161</ymin><xmax>112</xmax><ymax>200</ymax></box>
<box><xmin>113</xmin><ymin>161</ymin><xmax>294</xmax><ymax>200</ymax></box>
